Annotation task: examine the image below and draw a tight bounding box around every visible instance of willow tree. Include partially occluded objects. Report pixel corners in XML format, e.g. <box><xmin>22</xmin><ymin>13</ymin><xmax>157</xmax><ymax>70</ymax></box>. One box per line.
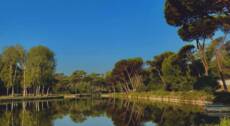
<box><xmin>26</xmin><ymin>45</ymin><xmax>56</xmax><ymax>96</ymax></box>
<box><xmin>0</xmin><ymin>45</ymin><xmax>24</xmax><ymax>96</ymax></box>
<box><xmin>164</xmin><ymin>0</ymin><xmax>230</xmax><ymax>76</ymax></box>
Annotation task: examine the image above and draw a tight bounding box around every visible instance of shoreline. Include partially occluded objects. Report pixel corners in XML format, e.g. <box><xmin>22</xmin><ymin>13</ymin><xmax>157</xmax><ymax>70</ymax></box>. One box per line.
<box><xmin>0</xmin><ymin>94</ymin><xmax>94</xmax><ymax>102</ymax></box>
<box><xmin>101</xmin><ymin>91</ymin><xmax>214</xmax><ymax>106</ymax></box>
<box><xmin>0</xmin><ymin>95</ymin><xmax>64</xmax><ymax>102</ymax></box>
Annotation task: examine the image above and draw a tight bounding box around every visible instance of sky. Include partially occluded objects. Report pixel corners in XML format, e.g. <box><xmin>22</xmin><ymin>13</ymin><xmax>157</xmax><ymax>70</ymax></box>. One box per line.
<box><xmin>0</xmin><ymin>0</ymin><xmax>184</xmax><ymax>75</ymax></box>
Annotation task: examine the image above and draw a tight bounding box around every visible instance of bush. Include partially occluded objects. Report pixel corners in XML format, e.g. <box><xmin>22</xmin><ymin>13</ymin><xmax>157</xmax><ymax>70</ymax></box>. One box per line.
<box><xmin>162</xmin><ymin>55</ymin><xmax>196</xmax><ymax>91</ymax></box>
<box><xmin>146</xmin><ymin>82</ymin><xmax>164</xmax><ymax>91</ymax></box>
<box><xmin>194</xmin><ymin>75</ymin><xmax>219</xmax><ymax>93</ymax></box>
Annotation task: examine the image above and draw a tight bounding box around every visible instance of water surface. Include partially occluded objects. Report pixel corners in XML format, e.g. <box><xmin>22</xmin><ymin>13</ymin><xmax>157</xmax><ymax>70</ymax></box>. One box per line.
<box><xmin>0</xmin><ymin>98</ymin><xmax>227</xmax><ymax>126</ymax></box>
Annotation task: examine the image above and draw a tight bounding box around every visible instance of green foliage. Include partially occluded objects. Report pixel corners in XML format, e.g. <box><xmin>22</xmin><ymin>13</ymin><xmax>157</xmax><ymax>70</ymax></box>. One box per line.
<box><xmin>145</xmin><ymin>82</ymin><xmax>164</xmax><ymax>91</ymax></box>
<box><xmin>147</xmin><ymin>52</ymin><xmax>174</xmax><ymax>86</ymax></box>
<box><xmin>52</xmin><ymin>73</ymin><xmax>70</xmax><ymax>93</ymax></box>
<box><xmin>162</xmin><ymin>54</ymin><xmax>196</xmax><ymax>91</ymax></box>
<box><xmin>165</xmin><ymin>0</ymin><xmax>229</xmax><ymax>41</ymax></box>
<box><xmin>26</xmin><ymin>45</ymin><xmax>56</xmax><ymax>88</ymax></box>
<box><xmin>0</xmin><ymin>45</ymin><xmax>25</xmax><ymax>95</ymax></box>
<box><xmin>194</xmin><ymin>75</ymin><xmax>219</xmax><ymax>93</ymax></box>
<box><xmin>110</xmin><ymin>57</ymin><xmax>144</xmax><ymax>92</ymax></box>
<box><xmin>0</xmin><ymin>45</ymin><xmax>56</xmax><ymax>96</ymax></box>
<box><xmin>164</xmin><ymin>0</ymin><xmax>230</xmax><ymax>78</ymax></box>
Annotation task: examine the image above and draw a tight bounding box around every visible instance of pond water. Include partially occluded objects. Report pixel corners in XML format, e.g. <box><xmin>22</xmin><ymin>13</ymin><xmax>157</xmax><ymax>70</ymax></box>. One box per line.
<box><xmin>0</xmin><ymin>98</ymin><xmax>228</xmax><ymax>126</ymax></box>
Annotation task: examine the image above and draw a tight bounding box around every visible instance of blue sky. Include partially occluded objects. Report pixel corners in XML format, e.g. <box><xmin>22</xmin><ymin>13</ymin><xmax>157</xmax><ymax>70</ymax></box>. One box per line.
<box><xmin>0</xmin><ymin>0</ymin><xmax>184</xmax><ymax>74</ymax></box>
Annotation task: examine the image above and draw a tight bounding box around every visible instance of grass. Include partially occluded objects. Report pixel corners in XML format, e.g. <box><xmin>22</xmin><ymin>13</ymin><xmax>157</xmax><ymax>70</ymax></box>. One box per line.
<box><xmin>112</xmin><ymin>90</ymin><xmax>214</xmax><ymax>101</ymax></box>
<box><xmin>0</xmin><ymin>95</ymin><xmax>64</xmax><ymax>101</ymax></box>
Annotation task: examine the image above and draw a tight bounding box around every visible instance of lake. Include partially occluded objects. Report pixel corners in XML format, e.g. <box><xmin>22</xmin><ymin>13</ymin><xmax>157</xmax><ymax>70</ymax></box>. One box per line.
<box><xmin>0</xmin><ymin>98</ymin><xmax>228</xmax><ymax>126</ymax></box>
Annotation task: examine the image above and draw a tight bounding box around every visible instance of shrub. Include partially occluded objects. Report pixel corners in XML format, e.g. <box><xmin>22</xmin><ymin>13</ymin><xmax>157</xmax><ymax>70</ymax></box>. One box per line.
<box><xmin>194</xmin><ymin>75</ymin><xmax>219</xmax><ymax>93</ymax></box>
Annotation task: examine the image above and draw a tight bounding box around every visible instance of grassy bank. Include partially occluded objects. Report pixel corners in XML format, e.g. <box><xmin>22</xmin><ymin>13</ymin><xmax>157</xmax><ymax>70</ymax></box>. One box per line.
<box><xmin>0</xmin><ymin>95</ymin><xmax>65</xmax><ymax>102</ymax></box>
<box><xmin>102</xmin><ymin>91</ymin><xmax>214</xmax><ymax>105</ymax></box>
<box><xmin>0</xmin><ymin>93</ymin><xmax>95</xmax><ymax>102</ymax></box>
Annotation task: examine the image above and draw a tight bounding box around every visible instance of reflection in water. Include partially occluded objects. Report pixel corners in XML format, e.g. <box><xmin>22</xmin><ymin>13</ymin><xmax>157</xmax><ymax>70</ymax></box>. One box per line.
<box><xmin>55</xmin><ymin>116</ymin><xmax>114</xmax><ymax>126</ymax></box>
<box><xmin>0</xmin><ymin>99</ymin><xmax>226</xmax><ymax>126</ymax></box>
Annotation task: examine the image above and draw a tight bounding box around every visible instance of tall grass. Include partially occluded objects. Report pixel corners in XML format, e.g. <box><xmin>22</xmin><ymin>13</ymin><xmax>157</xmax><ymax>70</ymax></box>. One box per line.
<box><xmin>113</xmin><ymin>90</ymin><xmax>214</xmax><ymax>101</ymax></box>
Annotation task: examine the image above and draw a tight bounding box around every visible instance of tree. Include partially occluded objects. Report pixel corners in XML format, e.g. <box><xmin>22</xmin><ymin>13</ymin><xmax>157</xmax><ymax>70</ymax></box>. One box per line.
<box><xmin>0</xmin><ymin>45</ymin><xmax>24</xmax><ymax>96</ymax></box>
<box><xmin>52</xmin><ymin>73</ymin><xmax>70</xmax><ymax>93</ymax></box>
<box><xmin>26</xmin><ymin>45</ymin><xmax>56</xmax><ymax>95</ymax></box>
<box><xmin>111</xmin><ymin>58</ymin><xmax>144</xmax><ymax>92</ymax></box>
<box><xmin>69</xmin><ymin>70</ymin><xmax>87</xmax><ymax>94</ymax></box>
<box><xmin>70</xmin><ymin>70</ymin><xmax>87</xmax><ymax>83</ymax></box>
<box><xmin>209</xmin><ymin>38</ymin><xmax>230</xmax><ymax>91</ymax></box>
<box><xmin>162</xmin><ymin>54</ymin><xmax>196</xmax><ymax>91</ymax></box>
<box><xmin>164</xmin><ymin>0</ymin><xmax>230</xmax><ymax>76</ymax></box>
<box><xmin>14</xmin><ymin>46</ymin><xmax>27</xmax><ymax>96</ymax></box>
<box><xmin>147</xmin><ymin>52</ymin><xmax>174</xmax><ymax>89</ymax></box>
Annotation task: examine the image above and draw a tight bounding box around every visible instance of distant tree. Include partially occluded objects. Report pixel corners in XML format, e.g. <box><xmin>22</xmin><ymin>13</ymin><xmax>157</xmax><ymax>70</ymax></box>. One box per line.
<box><xmin>69</xmin><ymin>70</ymin><xmax>87</xmax><ymax>93</ymax></box>
<box><xmin>111</xmin><ymin>58</ymin><xmax>144</xmax><ymax>92</ymax></box>
<box><xmin>70</xmin><ymin>70</ymin><xmax>87</xmax><ymax>83</ymax></box>
<box><xmin>52</xmin><ymin>73</ymin><xmax>70</xmax><ymax>93</ymax></box>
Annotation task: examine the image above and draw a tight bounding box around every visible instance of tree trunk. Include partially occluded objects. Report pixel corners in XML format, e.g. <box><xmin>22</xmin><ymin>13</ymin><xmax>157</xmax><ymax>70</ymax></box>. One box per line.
<box><xmin>9</xmin><ymin>65</ymin><xmax>13</xmax><ymax>96</ymax></box>
<box><xmin>23</xmin><ymin>67</ymin><xmax>26</xmax><ymax>97</ymax></box>
<box><xmin>12</xmin><ymin>65</ymin><xmax>17</xmax><ymax>96</ymax></box>
<box><xmin>125</xmin><ymin>70</ymin><xmax>134</xmax><ymax>91</ymax></box>
<box><xmin>46</xmin><ymin>87</ymin><xmax>50</xmax><ymax>96</ymax></box>
<box><xmin>36</xmin><ymin>86</ymin><xmax>41</xmax><ymax>96</ymax></box>
<box><xmin>220</xmin><ymin>71</ymin><xmax>228</xmax><ymax>91</ymax></box>
<box><xmin>11</xmin><ymin>87</ymin><xmax>14</xmax><ymax>96</ymax></box>
<box><xmin>196</xmin><ymin>40</ymin><xmax>209</xmax><ymax>76</ymax></box>
<box><xmin>216</xmin><ymin>50</ymin><xmax>228</xmax><ymax>91</ymax></box>
<box><xmin>6</xmin><ymin>88</ymin><xmax>9</xmax><ymax>96</ymax></box>
<box><xmin>23</xmin><ymin>88</ymin><xmax>27</xmax><ymax>97</ymax></box>
<box><xmin>157</xmin><ymin>69</ymin><xmax>166</xmax><ymax>88</ymax></box>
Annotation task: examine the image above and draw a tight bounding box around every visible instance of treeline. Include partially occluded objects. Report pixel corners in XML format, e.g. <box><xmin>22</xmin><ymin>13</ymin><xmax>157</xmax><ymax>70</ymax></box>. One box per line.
<box><xmin>1</xmin><ymin>41</ymin><xmax>229</xmax><ymax>96</ymax></box>
<box><xmin>102</xmin><ymin>0</ymin><xmax>230</xmax><ymax>94</ymax></box>
<box><xmin>0</xmin><ymin>45</ymin><xmax>55</xmax><ymax>96</ymax></box>
<box><xmin>0</xmin><ymin>39</ymin><xmax>229</xmax><ymax>96</ymax></box>
<box><xmin>52</xmin><ymin>0</ymin><xmax>230</xmax><ymax>94</ymax></box>
<box><xmin>52</xmin><ymin>71</ymin><xmax>108</xmax><ymax>94</ymax></box>
<box><xmin>164</xmin><ymin>0</ymin><xmax>230</xmax><ymax>90</ymax></box>
<box><xmin>104</xmin><ymin>41</ymin><xmax>230</xmax><ymax>93</ymax></box>
<box><xmin>52</xmin><ymin>40</ymin><xmax>230</xmax><ymax>94</ymax></box>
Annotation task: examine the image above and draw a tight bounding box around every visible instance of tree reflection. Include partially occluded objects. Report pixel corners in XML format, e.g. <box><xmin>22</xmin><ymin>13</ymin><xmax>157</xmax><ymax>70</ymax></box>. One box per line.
<box><xmin>0</xmin><ymin>99</ymin><xmax>225</xmax><ymax>126</ymax></box>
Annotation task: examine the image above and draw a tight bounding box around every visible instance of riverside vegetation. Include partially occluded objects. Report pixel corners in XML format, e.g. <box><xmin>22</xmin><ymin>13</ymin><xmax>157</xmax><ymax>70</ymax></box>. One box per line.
<box><xmin>0</xmin><ymin>42</ymin><xmax>229</xmax><ymax>102</ymax></box>
<box><xmin>0</xmin><ymin>0</ymin><xmax>230</xmax><ymax>126</ymax></box>
<box><xmin>1</xmin><ymin>1</ymin><xmax>230</xmax><ymax>103</ymax></box>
